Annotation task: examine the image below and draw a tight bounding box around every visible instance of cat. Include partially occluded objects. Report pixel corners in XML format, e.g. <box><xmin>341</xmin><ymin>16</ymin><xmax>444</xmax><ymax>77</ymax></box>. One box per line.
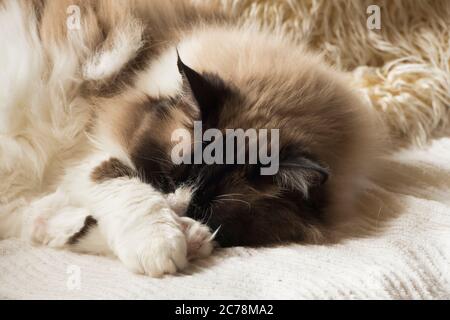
<box><xmin>0</xmin><ymin>0</ymin><xmax>382</xmax><ymax>276</ymax></box>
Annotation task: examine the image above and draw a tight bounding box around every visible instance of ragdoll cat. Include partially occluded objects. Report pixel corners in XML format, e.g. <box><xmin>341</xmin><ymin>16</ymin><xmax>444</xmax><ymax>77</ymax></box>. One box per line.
<box><xmin>0</xmin><ymin>0</ymin><xmax>380</xmax><ymax>276</ymax></box>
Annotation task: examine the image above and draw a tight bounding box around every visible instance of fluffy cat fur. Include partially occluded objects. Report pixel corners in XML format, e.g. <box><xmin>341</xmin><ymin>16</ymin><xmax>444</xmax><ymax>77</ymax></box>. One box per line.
<box><xmin>0</xmin><ymin>0</ymin><xmax>382</xmax><ymax>276</ymax></box>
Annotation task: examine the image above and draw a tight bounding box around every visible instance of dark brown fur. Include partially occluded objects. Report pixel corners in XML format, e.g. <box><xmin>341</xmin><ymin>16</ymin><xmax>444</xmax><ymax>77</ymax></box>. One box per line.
<box><xmin>67</xmin><ymin>216</ymin><xmax>98</xmax><ymax>245</ymax></box>
<box><xmin>91</xmin><ymin>158</ymin><xmax>135</xmax><ymax>183</ymax></box>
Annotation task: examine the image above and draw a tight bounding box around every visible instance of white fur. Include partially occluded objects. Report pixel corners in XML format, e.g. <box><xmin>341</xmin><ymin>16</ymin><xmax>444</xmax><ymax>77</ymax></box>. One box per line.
<box><xmin>0</xmin><ymin>0</ymin><xmax>90</xmax><ymax>204</ymax></box>
<box><xmin>22</xmin><ymin>191</ymin><xmax>92</xmax><ymax>248</ymax></box>
<box><xmin>62</xmin><ymin>151</ymin><xmax>189</xmax><ymax>276</ymax></box>
<box><xmin>166</xmin><ymin>186</ymin><xmax>193</xmax><ymax>216</ymax></box>
<box><xmin>83</xmin><ymin>19</ymin><xmax>144</xmax><ymax>81</ymax></box>
<box><xmin>0</xmin><ymin>1</ymin><xmax>213</xmax><ymax>277</ymax></box>
<box><xmin>137</xmin><ymin>47</ymin><xmax>182</xmax><ymax>98</ymax></box>
<box><xmin>11</xmin><ymin>148</ymin><xmax>212</xmax><ymax>276</ymax></box>
<box><xmin>0</xmin><ymin>1</ymin><xmax>43</xmax><ymax>134</ymax></box>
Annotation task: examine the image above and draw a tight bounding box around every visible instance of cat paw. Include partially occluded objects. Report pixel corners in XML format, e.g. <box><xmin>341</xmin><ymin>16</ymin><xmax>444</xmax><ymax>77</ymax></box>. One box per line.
<box><xmin>178</xmin><ymin>217</ymin><xmax>215</xmax><ymax>260</ymax></box>
<box><xmin>23</xmin><ymin>193</ymin><xmax>91</xmax><ymax>248</ymax></box>
<box><xmin>114</xmin><ymin>210</ymin><xmax>189</xmax><ymax>277</ymax></box>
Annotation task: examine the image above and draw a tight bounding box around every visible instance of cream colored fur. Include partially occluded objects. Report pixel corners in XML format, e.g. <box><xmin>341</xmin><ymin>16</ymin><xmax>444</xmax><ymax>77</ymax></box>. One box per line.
<box><xmin>0</xmin><ymin>0</ymin><xmax>214</xmax><ymax>277</ymax></box>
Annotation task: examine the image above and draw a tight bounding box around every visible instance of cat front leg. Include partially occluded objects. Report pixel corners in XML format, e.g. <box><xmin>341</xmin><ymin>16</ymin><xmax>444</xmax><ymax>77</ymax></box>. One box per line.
<box><xmin>85</xmin><ymin>176</ymin><xmax>189</xmax><ymax>277</ymax></box>
<box><xmin>59</xmin><ymin>153</ymin><xmax>191</xmax><ymax>276</ymax></box>
<box><xmin>56</xmin><ymin>152</ymin><xmax>215</xmax><ymax>276</ymax></box>
<box><xmin>19</xmin><ymin>190</ymin><xmax>111</xmax><ymax>254</ymax></box>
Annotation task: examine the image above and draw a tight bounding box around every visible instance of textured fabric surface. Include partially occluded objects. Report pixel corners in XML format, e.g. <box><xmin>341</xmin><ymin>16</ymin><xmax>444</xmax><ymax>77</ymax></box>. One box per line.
<box><xmin>200</xmin><ymin>0</ymin><xmax>450</xmax><ymax>145</ymax></box>
<box><xmin>1</xmin><ymin>137</ymin><xmax>450</xmax><ymax>299</ymax></box>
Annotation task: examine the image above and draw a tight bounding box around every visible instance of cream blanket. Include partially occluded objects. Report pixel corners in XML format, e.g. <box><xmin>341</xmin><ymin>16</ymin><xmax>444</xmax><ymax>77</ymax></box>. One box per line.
<box><xmin>1</xmin><ymin>137</ymin><xmax>450</xmax><ymax>299</ymax></box>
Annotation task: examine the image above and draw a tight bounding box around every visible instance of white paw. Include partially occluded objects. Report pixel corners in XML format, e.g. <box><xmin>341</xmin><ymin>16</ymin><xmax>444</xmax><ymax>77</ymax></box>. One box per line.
<box><xmin>114</xmin><ymin>211</ymin><xmax>189</xmax><ymax>277</ymax></box>
<box><xmin>28</xmin><ymin>208</ymin><xmax>91</xmax><ymax>248</ymax></box>
<box><xmin>22</xmin><ymin>193</ymin><xmax>91</xmax><ymax>248</ymax></box>
<box><xmin>178</xmin><ymin>217</ymin><xmax>215</xmax><ymax>260</ymax></box>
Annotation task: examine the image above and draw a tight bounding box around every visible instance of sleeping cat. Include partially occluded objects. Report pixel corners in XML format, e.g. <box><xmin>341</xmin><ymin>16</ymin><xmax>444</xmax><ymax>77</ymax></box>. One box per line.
<box><xmin>0</xmin><ymin>0</ymin><xmax>381</xmax><ymax>276</ymax></box>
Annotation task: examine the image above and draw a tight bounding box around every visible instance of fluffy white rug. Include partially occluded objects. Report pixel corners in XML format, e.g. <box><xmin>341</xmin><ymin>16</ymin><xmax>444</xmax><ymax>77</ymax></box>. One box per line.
<box><xmin>203</xmin><ymin>0</ymin><xmax>450</xmax><ymax>145</ymax></box>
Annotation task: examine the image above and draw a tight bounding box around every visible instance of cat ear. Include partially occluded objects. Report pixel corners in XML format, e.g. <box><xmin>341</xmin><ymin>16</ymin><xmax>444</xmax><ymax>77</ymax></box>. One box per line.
<box><xmin>276</xmin><ymin>155</ymin><xmax>329</xmax><ymax>197</ymax></box>
<box><xmin>177</xmin><ymin>50</ymin><xmax>229</xmax><ymax>126</ymax></box>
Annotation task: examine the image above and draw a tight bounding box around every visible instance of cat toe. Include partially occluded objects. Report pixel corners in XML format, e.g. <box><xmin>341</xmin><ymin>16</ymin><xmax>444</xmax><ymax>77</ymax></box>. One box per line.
<box><xmin>179</xmin><ymin>217</ymin><xmax>215</xmax><ymax>260</ymax></box>
<box><xmin>115</xmin><ymin>222</ymin><xmax>188</xmax><ymax>277</ymax></box>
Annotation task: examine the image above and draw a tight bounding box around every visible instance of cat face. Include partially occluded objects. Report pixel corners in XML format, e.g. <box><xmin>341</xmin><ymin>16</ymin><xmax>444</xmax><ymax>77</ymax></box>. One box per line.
<box><xmin>99</xmin><ymin>34</ymin><xmax>376</xmax><ymax>247</ymax></box>
<box><xmin>105</xmin><ymin>54</ymin><xmax>330</xmax><ymax>247</ymax></box>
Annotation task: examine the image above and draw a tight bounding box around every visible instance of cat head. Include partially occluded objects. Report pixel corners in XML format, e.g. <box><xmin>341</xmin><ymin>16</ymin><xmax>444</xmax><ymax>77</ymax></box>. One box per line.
<box><xmin>102</xmin><ymin>31</ymin><xmax>376</xmax><ymax>247</ymax></box>
<box><xmin>166</xmin><ymin>53</ymin><xmax>331</xmax><ymax>246</ymax></box>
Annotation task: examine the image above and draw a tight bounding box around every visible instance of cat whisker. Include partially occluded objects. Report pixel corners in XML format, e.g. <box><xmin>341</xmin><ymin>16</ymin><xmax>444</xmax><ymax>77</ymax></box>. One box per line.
<box><xmin>135</xmin><ymin>154</ymin><xmax>174</xmax><ymax>166</ymax></box>
<box><xmin>213</xmin><ymin>198</ymin><xmax>251</xmax><ymax>210</ymax></box>
<box><xmin>215</xmin><ymin>193</ymin><xmax>244</xmax><ymax>199</ymax></box>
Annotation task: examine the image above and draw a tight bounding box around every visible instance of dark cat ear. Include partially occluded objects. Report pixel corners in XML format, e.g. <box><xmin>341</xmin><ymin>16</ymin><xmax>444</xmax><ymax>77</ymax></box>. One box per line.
<box><xmin>177</xmin><ymin>50</ymin><xmax>229</xmax><ymax>127</ymax></box>
<box><xmin>276</xmin><ymin>155</ymin><xmax>329</xmax><ymax>197</ymax></box>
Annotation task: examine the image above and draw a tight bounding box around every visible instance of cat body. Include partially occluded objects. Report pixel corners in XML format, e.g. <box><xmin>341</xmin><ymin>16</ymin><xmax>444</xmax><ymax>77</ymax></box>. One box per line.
<box><xmin>0</xmin><ymin>0</ymin><xmax>381</xmax><ymax>276</ymax></box>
